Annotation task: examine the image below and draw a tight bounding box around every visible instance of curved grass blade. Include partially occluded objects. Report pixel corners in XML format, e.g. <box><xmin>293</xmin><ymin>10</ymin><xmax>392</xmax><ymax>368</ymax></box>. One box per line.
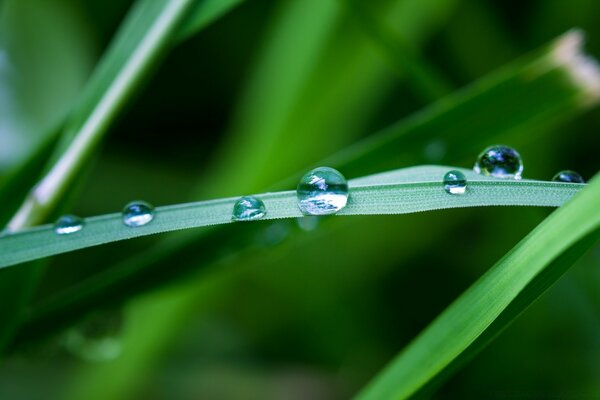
<box><xmin>355</xmin><ymin>172</ymin><xmax>600</xmax><ymax>400</ymax></box>
<box><xmin>0</xmin><ymin>166</ymin><xmax>585</xmax><ymax>269</ymax></box>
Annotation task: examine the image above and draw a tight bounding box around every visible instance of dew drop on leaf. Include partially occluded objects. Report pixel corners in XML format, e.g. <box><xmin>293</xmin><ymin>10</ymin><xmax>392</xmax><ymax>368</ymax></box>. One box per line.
<box><xmin>297</xmin><ymin>166</ymin><xmax>348</xmax><ymax>215</ymax></box>
<box><xmin>473</xmin><ymin>145</ymin><xmax>523</xmax><ymax>179</ymax></box>
<box><xmin>54</xmin><ymin>214</ymin><xmax>84</xmax><ymax>235</ymax></box>
<box><xmin>552</xmin><ymin>170</ymin><xmax>585</xmax><ymax>183</ymax></box>
<box><xmin>122</xmin><ymin>201</ymin><xmax>154</xmax><ymax>227</ymax></box>
<box><xmin>232</xmin><ymin>196</ymin><xmax>267</xmax><ymax>221</ymax></box>
<box><xmin>443</xmin><ymin>170</ymin><xmax>467</xmax><ymax>195</ymax></box>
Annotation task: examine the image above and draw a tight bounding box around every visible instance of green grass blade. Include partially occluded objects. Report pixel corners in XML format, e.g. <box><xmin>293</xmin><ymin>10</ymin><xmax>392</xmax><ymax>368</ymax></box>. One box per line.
<box><xmin>5</xmin><ymin>0</ymin><xmax>196</xmax><ymax>231</ymax></box>
<box><xmin>0</xmin><ymin>166</ymin><xmax>585</xmax><ymax>269</ymax></box>
<box><xmin>355</xmin><ymin>172</ymin><xmax>600</xmax><ymax>400</ymax></box>
<box><xmin>18</xmin><ymin>30</ymin><xmax>599</xmax><ymax>344</ymax></box>
<box><xmin>342</xmin><ymin>0</ymin><xmax>453</xmax><ymax>100</ymax></box>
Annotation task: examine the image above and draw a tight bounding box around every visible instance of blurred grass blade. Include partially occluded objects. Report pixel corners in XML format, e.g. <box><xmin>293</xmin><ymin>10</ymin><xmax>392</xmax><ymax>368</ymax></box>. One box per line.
<box><xmin>325</xmin><ymin>29</ymin><xmax>600</xmax><ymax>178</ymax></box>
<box><xmin>6</xmin><ymin>0</ymin><xmax>195</xmax><ymax>231</ymax></box>
<box><xmin>342</xmin><ymin>0</ymin><xmax>453</xmax><ymax>100</ymax></box>
<box><xmin>176</xmin><ymin>0</ymin><xmax>245</xmax><ymax>41</ymax></box>
<box><xmin>356</xmin><ymin>173</ymin><xmax>600</xmax><ymax>400</ymax></box>
<box><xmin>0</xmin><ymin>166</ymin><xmax>586</xmax><ymax>269</ymax></box>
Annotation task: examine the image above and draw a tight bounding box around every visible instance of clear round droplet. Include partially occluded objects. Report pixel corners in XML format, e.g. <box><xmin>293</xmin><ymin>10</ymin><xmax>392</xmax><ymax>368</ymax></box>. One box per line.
<box><xmin>63</xmin><ymin>310</ymin><xmax>124</xmax><ymax>363</ymax></box>
<box><xmin>552</xmin><ymin>170</ymin><xmax>585</xmax><ymax>183</ymax></box>
<box><xmin>473</xmin><ymin>145</ymin><xmax>523</xmax><ymax>179</ymax></box>
<box><xmin>232</xmin><ymin>196</ymin><xmax>266</xmax><ymax>221</ymax></box>
<box><xmin>443</xmin><ymin>170</ymin><xmax>467</xmax><ymax>195</ymax></box>
<box><xmin>54</xmin><ymin>214</ymin><xmax>84</xmax><ymax>235</ymax></box>
<box><xmin>297</xmin><ymin>167</ymin><xmax>349</xmax><ymax>216</ymax></box>
<box><xmin>122</xmin><ymin>201</ymin><xmax>154</xmax><ymax>227</ymax></box>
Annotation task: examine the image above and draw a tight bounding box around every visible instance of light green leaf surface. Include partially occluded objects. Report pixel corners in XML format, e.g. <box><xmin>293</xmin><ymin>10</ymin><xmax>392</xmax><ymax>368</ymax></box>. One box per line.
<box><xmin>356</xmin><ymin>172</ymin><xmax>600</xmax><ymax>400</ymax></box>
<box><xmin>0</xmin><ymin>166</ymin><xmax>585</xmax><ymax>269</ymax></box>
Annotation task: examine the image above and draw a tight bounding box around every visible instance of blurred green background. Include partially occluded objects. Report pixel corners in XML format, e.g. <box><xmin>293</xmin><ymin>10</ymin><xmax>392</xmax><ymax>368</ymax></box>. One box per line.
<box><xmin>0</xmin><ymin>0</ymin><xmax>598</xmax><ymax>399</ymax></box>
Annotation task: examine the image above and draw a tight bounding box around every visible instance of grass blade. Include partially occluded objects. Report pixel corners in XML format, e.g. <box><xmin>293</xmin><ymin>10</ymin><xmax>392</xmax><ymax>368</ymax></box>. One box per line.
<box><xmin>0</xmin><ymin>166</ymin><xmax>585</xmax><ymax>269</ymax></box>
<box><xmin>6</xmin><ymin>0</ymin><xmax>196</xmax><ymax>231</ymax></box>
<box><xmin>355</xmin><ymin>172</ymin><xmax>600</xmax><ymax>400</ymax></box>
<box><xmin>15</xmin><ymin>30</ymin><xmax>600</xmax><ymax>347</ymax></box>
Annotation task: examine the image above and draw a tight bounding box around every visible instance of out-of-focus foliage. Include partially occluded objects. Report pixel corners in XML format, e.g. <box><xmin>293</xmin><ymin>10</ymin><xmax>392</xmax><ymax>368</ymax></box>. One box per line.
<box><xmin>0</xmin><ymin>0</ymin><xmax>598</xmax><ymax>399</ymax></box>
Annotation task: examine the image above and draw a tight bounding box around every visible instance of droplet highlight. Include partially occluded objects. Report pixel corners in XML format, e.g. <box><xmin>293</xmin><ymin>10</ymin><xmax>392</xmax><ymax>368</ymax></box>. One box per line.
<box><xmin>443</xmin><ymin>170</ymin><xmax>467</xmax><ymax>195</ymax></box>
<box><xmin>232</xmin><ymin>196</ymin><xmax>266</xmax><ymax>221</ymax></box>
<box><xmin>552</xmin><ymin>170</ymin><xmax>585</xmax><ymax>183</ymax></box>
<box><xmin>473</xmin><ymin>145</ymin><xmax>523</xmax><ymax>179</ymax></box>
<box><xmin>122</xmin><ymin>201</ymin><xmax>154</xmax><ymax>227</ymax></box>
<box><xmin>297</xmin><ymin>167</ymin><xmax>349</xmax><ymax>216</ymax></box>
<box><xmin>54</xmin><ymin>214</ymin><xmax>84</xmax><ymax>235</ymax></box>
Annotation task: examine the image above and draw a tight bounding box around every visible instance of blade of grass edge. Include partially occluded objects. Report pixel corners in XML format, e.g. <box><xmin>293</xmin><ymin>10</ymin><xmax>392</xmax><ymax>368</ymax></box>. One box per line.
<box><xmin>355</xmin><ymin>172</ymin><xmax>600</xmax><ymax>400</ymax></box>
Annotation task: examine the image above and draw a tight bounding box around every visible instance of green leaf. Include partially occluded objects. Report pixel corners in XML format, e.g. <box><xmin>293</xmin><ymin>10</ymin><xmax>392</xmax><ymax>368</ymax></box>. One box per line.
<box><xmin>355</xmin><ymin>172</ymin><xmax>600</xmax><ymax>400</ymax></box>
<box><xmin>16</xmin><ymin>30</ymin><xmax>599</xmax><ymax>347</ymax></box>
<box><xmin>0</xmin><ymin>166</ymin><xmax>586</xmax><ymax>269</ymax></box>
<box><xmin>0</xmin><ymin>0</ymin><xmax>95</xmax><ymax>351</ymax></box>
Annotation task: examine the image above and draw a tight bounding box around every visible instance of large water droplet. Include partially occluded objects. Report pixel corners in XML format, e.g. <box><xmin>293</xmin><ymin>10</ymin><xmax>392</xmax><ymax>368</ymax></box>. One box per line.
<box><xmin>473</xmin><ymin>145</ymin><xmax>523</xmax><ymax>179</ymax></box>
<box><xmin>63</xmin><ymin>310</ymin><xmax>124</xmax><ymax>363</ymax></box>
<box><xmin>54</xmin><ymin>214</ymin><xmax>84</xmax><ymax>235</ymax></box>
<box><xmin>122</xmin><ymin>201</ymin><xmax>154</xmax><ymax>227</ymax></box>
<box><xmin>232</xmin><ymin>196</ymin><xmax>266</xmax><ymax>221</ymax></box>
<box><xmin>552</xmin><ymin>170</ymin><xmax>585</xmax><ymax>183</ymax></box>
<box><xmin>443</xmin><ymin>170</ymin><xmax>467</xmax><ymax>195</ymax></box>
<box><xmin>297</xmin><ymin>167</ymin><xmax>349</xmax><ymax>215</ymax></box>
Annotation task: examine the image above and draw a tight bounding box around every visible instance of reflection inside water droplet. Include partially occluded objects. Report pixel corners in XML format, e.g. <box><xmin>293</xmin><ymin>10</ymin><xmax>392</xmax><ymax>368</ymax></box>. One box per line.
<box><xmin>122</xmin><ymin>201</ymin><xmax>154</xmax><ymax>227</ymax></box>
<box><xmin>474</xmin><ymin>145</ymin><xmax>523</xmax><ymax>179</ymax></box>
<box><xmin>297</xmin><ymin>167</ymin><xmax>349</xmax><ymax>216</ymax></box>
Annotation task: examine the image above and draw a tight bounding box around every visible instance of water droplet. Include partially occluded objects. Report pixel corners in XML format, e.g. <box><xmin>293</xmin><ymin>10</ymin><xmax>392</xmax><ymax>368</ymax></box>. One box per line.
<box><xmin>473</xmin><ymin>145</ymin><xmax>523</xmax><ymax>179</ymax></box>
<box><xmin>54</xmin><ymin>214</ymin><xmax>84</xmax><ymax>235</ymax></box>
<box><xmin>552</xmin><ymin>170</ymin><xmax>585</xmax><ymax>183</ymax></box>
<box><xmin>122</xmin><ymin>201</ymin><xmax>154</xmax><ymax>227</ymax></box>
<box><xmin>63</xmin><ymin>310</ymin><xmax>124</xmax><ymax>363</ymax></box>
<box><xmin>443</xmin><ymin>170</ymin><xmax>467</xmax><ymax>195</ymax></box>
<box><xmin>297</xmin><ymin>167</ymin><xmax>349</xmax><ymax>215</ymax></box>
<box><xmin>232</xmin><ymin>196</ymin><xmax>266</xmax><ymax>221</ymax></box>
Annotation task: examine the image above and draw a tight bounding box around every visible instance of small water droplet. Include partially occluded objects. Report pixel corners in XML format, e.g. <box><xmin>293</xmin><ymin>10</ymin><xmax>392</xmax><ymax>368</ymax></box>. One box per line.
<box><xmin>232</xmin><ymin>196</ymin><xmax>266</xmax><ymax>221</ymax></box>
<box><xmin>122</xmin><ymin>201</ymin><xmax>154</xmax><ymax>227</ymax></box>
<box><xmin>443</xmin><ymin>170</ymin><xmax>467</xmax><ymax>195</ymax></box>
<box><xmin>473</xmin><ymin>145</ymin><xmax>523</xmax><ymax>179</ymax></box>
<box><xmin>297</xmin><ymin>167</ymin><xmax>348</xmax><ymax>215</ymax></box>
<box><xmin>63</xmin><ymin>310</ymin><xmax>124</xmax><ymax>363</ymax></box>
<box><xmin>54</xmin><ymin>214</ymin><xmax>84</xmax><ymax>235</ymax></box>
<box><xmin>552</xmin><ymin>170</ymin><xmax>585</xmax><ymax>183</ymax></box>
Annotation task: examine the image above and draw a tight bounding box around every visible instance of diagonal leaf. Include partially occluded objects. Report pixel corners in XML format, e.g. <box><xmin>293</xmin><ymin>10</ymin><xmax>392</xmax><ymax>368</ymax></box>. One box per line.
<box><xmin>355</xmin><ymin>172</ymin><xmax>600</xmax><ymax>400</ymax></box>
<box><xmin>0</xmin><ymin>166</ymin><xmax>586</xmax><ymax>269</ymax></box>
